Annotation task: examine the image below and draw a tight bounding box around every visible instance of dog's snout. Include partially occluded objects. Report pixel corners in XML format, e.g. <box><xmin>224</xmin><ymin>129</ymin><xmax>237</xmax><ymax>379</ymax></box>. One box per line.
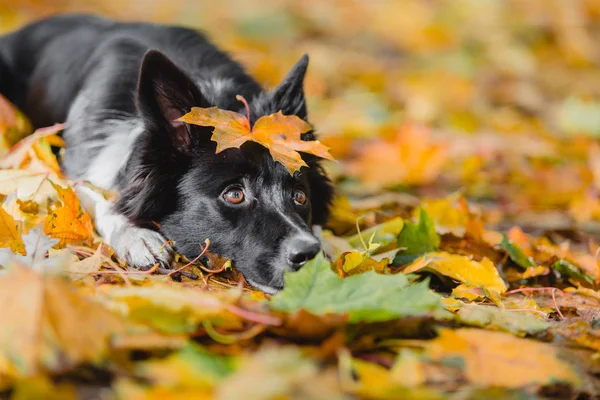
<box><xmin>286</xmin><ymin>236</ymin><xmax>320</xmax><ymax>271</ymax></box>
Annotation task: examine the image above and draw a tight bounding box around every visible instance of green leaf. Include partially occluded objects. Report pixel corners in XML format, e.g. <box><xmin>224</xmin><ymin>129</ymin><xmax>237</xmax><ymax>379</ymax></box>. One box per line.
<box><xmin>455</xmin><ymin>304</ymin><xmax>549</xmax><ymax>336</ymax></box>
<box><xmin>270</xmin><ymin>253</ymin><xmax>442</xmax><ymax>323</ymax></box>
<box><xmin>551</xmin><ymin>259</ymin><xmax>595</xmax><ymax>284</ymax></box>
<box><xmin>134</xmin><ymin>342</ymin><xmax>234</xmax><ymax>387</ymax></box>
<box><xmin>498</xmin><ymin>235</ymin><xmax>534</xmax><ymax>269</ymax></box>
<box><xmin>393</xmin><ymin>208</ymin><xmax>440</xmax><ymax>265</ymax></box>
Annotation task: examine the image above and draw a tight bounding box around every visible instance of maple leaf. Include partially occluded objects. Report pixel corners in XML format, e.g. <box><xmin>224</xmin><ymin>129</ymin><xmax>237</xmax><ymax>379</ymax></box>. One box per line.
<box><xmin>178</xmin><ymin>96</ymin><xmax>333</xmax><ymax>174</ymax></box>
<box><xmin>0</xmin><ymin>205</ymin><xmax>25</xmax><ymax>255</ymax></box>
<box><xmin>0</xmin><ymin>261</ymin><xmax>128</xmax><ymax>380</ymax></box>
<box><xmin>43</xmin><ymin>181</ymin><xmax>94</xmax><ymax>246</ymax></box>
<box><xmin>270</xmin><ymin>252</ymin><xmax>442</xmax><ymax>322</ymax></box>
<box><xmin>404</xmin><ymin>251</ymin><xmax>507</xmax><ymax>297</ymax></box>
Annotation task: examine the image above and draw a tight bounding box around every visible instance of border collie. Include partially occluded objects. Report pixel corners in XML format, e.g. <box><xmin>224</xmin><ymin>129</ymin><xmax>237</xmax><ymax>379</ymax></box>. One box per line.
<box><xmin>0</xmin><ymin>14</ymin><xmax>333</xmax><ymax>293</ymax></box>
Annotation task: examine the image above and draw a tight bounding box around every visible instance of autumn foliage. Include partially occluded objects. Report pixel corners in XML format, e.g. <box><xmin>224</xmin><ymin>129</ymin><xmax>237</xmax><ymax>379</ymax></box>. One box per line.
<box><xmin>2</xmin><ymin>1</ymin><xmax>600</xmax><ymax>399</ymax></box>
<box><xmin>178</xmin><ymin>95</ymin><xmax>333</xmax><ymax>174</ymax></box>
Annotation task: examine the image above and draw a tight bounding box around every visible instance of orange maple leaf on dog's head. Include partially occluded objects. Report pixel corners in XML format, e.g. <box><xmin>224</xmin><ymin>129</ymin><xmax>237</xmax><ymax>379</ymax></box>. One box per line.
<box><xmin>177</xmin><ymin>95</ymin><xmax>334</xmax><ymax>174</ymax></box>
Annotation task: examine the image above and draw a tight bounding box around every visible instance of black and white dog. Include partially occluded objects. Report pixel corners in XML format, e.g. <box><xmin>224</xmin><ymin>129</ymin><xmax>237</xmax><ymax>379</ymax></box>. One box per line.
<box><xmin>0</xmin><ymin>14</ymin><xmax>333</xmax><ymax>293</ymax></box>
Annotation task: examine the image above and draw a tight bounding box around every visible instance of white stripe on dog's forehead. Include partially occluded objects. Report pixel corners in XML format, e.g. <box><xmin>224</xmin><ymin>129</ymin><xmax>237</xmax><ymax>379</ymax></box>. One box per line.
<box><xmin>197</xmin><ymin>77</ymin><xmax>235</xmax><ymax>104</ymax></box>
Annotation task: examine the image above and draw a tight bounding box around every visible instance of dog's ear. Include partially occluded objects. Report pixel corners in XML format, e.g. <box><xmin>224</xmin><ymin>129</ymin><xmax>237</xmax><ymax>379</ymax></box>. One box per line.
<box><xmin>136</xmin><ymin>50</ymin><xmax>208</xmax><ymax>152</ymax></box>
<box><xmin>271</xmin><ymin>54</ymin><xmax>309</xmax><ymax>119</ymax></box>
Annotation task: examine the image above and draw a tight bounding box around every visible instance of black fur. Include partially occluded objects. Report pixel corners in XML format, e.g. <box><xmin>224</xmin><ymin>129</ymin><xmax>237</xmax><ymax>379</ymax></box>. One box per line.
<box><xmin>0</xmin><ymin>14</ymin><xmax>333</xmax><ymax>291</ymax></box>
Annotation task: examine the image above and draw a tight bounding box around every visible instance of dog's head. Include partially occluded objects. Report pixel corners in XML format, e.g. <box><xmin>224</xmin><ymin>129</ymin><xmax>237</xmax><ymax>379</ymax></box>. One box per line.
<box><xmin>116</xmin><ymin>50</ymin><xmax>333</xmax><ymax>293</ymax></box>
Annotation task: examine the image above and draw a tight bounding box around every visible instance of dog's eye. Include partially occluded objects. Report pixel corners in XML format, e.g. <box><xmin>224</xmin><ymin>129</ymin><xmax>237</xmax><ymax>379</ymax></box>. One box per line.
<box><xmin>294</xmin><ymin>189</ymin><xmax>307</xmax><ymax>205</ymax></box>
<box><xmin>224</xmin><ymin>188</ymin><xmax>245</xmax><ymax>204</ymax></box>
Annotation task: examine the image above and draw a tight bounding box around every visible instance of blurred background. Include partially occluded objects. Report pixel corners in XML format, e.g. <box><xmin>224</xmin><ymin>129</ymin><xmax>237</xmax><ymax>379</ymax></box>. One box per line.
<box><xmin>3</xmin><ymin>0</ymin><xmax>600</xmax><ymax>233</ymax></box>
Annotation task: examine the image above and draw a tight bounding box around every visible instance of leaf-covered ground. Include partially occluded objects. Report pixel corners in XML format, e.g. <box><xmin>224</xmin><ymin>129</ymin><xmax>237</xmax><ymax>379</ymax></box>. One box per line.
<box><xmin>2</xmin><ymin>1</ymin><xmax>600</xmax><ymax>399</ymax></box>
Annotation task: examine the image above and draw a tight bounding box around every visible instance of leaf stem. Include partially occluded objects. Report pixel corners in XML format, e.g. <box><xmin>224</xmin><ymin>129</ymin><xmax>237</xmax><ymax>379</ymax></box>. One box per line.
<box><xmin>236</xmin><ymin>94</ymin><xmax>251</xmax><ymax>123</ymax></box>
<box><xmin>355</xmin><ymin>215</ymin><xmax>368</xmax><ymax>252</ymax></box>
<box><xmin>168</xmin><ymin>239</ymin><xmax>210</xmax><ymax>276</ymax></box>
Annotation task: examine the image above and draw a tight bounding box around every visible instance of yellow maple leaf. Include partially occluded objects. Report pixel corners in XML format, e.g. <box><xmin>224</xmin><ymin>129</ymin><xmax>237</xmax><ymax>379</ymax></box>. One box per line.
<box><xmin>0</xmin><ymin>205</ymin><xmax>25</xmax><ymax>255</ymax></box>
<box><xmin>43</xmin><ymin>181</ymin><xmax>94</xmax><ymax>246</ymax></box>
<box><xmin>178</xmin><ymin>96</ymin><xmax>333</xmax><ymax>174</ymax></box>
<box><xmin>404</xmin><ymin>251</ymin><xmax>507</xmax><ymax>296</ymax></box>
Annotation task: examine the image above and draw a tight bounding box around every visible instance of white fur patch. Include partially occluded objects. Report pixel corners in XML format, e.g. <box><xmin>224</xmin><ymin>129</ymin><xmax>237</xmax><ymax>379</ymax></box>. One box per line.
<box><xmin>198</xmin><ymin>77</ymin><xmax>235</xmax><ymax>104</ymax></box>
<box><xmin>82</xmin><ymin>121</ymin><xmax>144</xmax><ymax>190</ymax></box>
<box><xmin>75</xmin><ymin>185</ymin><xmax>173</xmax><ymax>268</ymax></box>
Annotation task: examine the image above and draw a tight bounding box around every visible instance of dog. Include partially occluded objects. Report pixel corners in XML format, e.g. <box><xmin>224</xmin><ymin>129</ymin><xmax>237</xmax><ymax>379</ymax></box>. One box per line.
<box><xmin>0</xmin><ymin>14</ymin><xmax>333</xmax><ymax>293</ymax></box>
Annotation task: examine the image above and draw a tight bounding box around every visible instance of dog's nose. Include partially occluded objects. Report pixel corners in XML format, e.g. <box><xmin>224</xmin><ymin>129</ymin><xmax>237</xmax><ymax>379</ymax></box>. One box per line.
<box><xmin>286</xmin><ymin>236</ymin><xmax>321</xmax><ymax>271</ymax></box>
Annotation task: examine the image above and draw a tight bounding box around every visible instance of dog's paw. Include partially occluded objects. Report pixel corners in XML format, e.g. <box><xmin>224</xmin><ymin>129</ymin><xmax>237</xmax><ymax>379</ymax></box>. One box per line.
<box><xmin>111</xmin><ymin>226</ymin><xmax>174</xmax><ymax>269</ymax></box>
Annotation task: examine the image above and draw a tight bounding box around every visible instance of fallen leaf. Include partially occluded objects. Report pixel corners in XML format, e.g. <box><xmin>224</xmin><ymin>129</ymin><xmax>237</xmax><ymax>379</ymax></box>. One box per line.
<box><xmin>100</xmin><ymin>285</ymin><xmax>241</xmax><ymax>334</ymax></box>
<box><xmin>349</xmin><ymin>357</ymin><xmax>439</xmax><ymax>400</ymax></box>
<box><xmin>0</xmin><ymin>205</ymin><xmax>25</xmax><ymax>254</ymax></box>
<box><xmin>418</xmin><ymin>193</ymin><xmax>468</xmax><ymax>236</ymax></box>
<box><xmin>0</xmin><ymin>123</ymin><xmax>64</xmax><ymax>172</ymax></box>
<box><xmin>346</xmin><ymin>217</ymin><xmax>404</xmax><ymax>250</ymax></box>
<box><xmin>404</xmin><ymin>252</ymin><xmax>507</xmax><ymax>297</ymax></box>
<box><xmin>0</xmin><ymin>226</ymin><xmax>59</xmax><ymax>271</ymax></box>
<box><xmin>215</xmin><ymin>344</ymin><xmax>346</xmax><ymax>400</ymax></box>
<box><xmin>425</xmin><ymin>328</ymin><xmax>581</xmax><ymax>388</ymax></box>
<box><xmin>551</xmin><ymin>259</ymin><xmax>595</xmax><ymax>285</ymax></box>
<box><xmin>9</xmin><ymin>376</ymin><xmax>77</xmax><ymax>400</ymax></box>
<box><xmin>271</xmin><ymin>252</ymin><xmax>442</xmax><ymax>323</ymax></box>
<box><xmin>347</xmin><ymin>123</ymin><xmax>448</xmax><ymax>188</ymax></box>
<box><xmin>43</xmin><ymin>181</ymin><xmax>94</xmax><ymax>246</ymax></box>
<box><xmin>0</xmin><ymin>261</ymin><xmax>128</xmax><ymax>381</ymax></box>
<box><xmin>133</xmin><ymin>342</ymin><xmax>233</xmax><ymax>389</ymax></box>
<box><xmin>66</xmin><ymin>245</ymin><xmax>104</xmax><ymax>281</ymax></box>
<box><xmin>451</xmin><ymin>283</ymin><xmax>486</xmax><ymax>302</ymax></box>
<box><xmin>0</xmin><ymin>93</ymin><xmax>32</xmax><ymax>155</ymax></box>
<box><xmin>498</xmin><ymin>234</ymin><xmax>534</xmax><ymax>269</ymax></box>
<box><xmin>338</xmin><ymin>251</ymin><xmax>390</xmax><ymax>277</ymax></box>
<box><xmin>0</xmin><ymin>170</ymin><xmax>58</xmax><ymax>205</ymax></box>
<box><xmin>394</xmin><ymin>208</ymin><xmax>440</xmax><ymax>265</ymax></box>
<box><xmin>453</xmin><ymin>303</ymin><xmax>549</xmax><ymax>336</ymax></box>
<box><xmin>179</xmin><ymin>98</ymin><xmax>333</xmax><ymax>174</ymax></box>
